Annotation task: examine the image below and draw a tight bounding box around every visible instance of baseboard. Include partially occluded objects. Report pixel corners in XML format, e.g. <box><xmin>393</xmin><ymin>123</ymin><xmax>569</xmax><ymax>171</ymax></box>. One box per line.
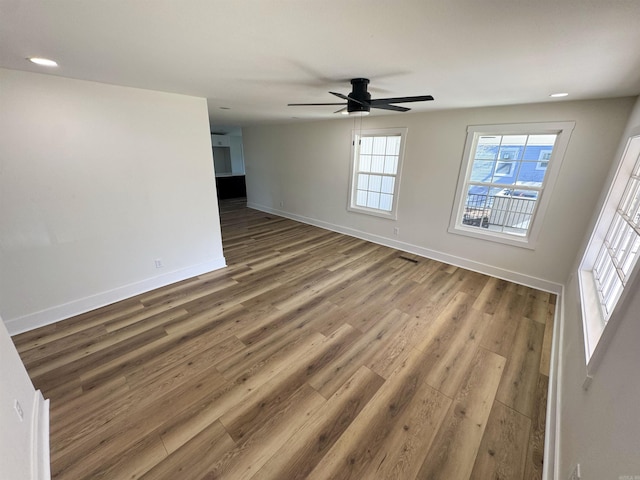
<box><xmin>31</xmin><ymin>390</ymin><xmax>50</xmax><ymax>480</ymax></box>
<box><xmin>544</xmin><ymin>285</ymin><xmax>564</xmax><ymax>480</ymax></box>
<box><xmin>247</xmin><ymin>202</ymin><xmax>563</xmax><ymax>294</ymax></box>
<box><xmin>6</xmin><ymin>257</ymin><xmax>226</xmax><ymax>335</ymax></box>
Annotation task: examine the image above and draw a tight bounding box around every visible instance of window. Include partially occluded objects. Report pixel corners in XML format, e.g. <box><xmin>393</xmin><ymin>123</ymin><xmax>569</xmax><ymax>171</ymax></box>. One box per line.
<box><xmin>536</xmin><ymin>150</ymin><xmax>552</xmax><ymax>170</ymax></box>
<box><xmin>449</xmin><ymin>122</ymin><xmax>575</xmax><ymax>248</ymax></box>
<box><xmin>579</xmin><ymin>134</ymin><xmax>640</xmax><ymax>371</ymax></box>
<box><xmin>348</xmin><ymin>128</ymin><xmax>407</xmax><ymax>219</ymax></box>
<box><xmin>494</xmin><ymin>160</ymin><xmax>515</xmax><ymax>177</ymax></box>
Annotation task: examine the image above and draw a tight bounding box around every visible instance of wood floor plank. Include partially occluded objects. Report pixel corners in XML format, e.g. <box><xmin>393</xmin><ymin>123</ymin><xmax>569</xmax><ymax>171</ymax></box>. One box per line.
<box><xmin>540</xmin><ymin>303</ymin><xmax>556</xmax><ymax>376</ymax></box>
<box><xmin>469</xmin><ymin>400</ymin><xmax>531</xmax><ymax>480</ymax></box>
<box><xmin>219</xmin><ymin>324</ymin><xmax>360</xmax><ymax>441</ymax></box>
<box><xmin>201</xmin><ymin>383</ymin><xmax>326</xmax><ymax>480</ymax></box>
<box><xmin>496</xmin><ymin>317</ymin><xmax>545</xmax><ymax>418</ymax></box>
<box><xmin>51</xmin><ymin>364</ymin><xmax>229</xmax><ymax>477</ymax></box>
<box><xmin>307</xmin><ymin>308</ymin><xmax>408</xmax><ymax>398</ymax></box>
<box><xmin>524</xmin><ymin>374</ymin><xmax>549</xmax><ymax>479</ymax></box>
<box><xmin>422</xmin><ymin>306</ymin><xmax>492</xmax><ymax>398</ymax></box>
<box><xmin>251</xmin><ymin>366</ymin><xmax>384</xmax><ymax>480</ymax></box>
<box><xmin>416</xmin><ymin>348</ymin><xmax>506</xmax><ymax>480</ymax></box>
<box><xmin>358</xmin><ymin>381</ymin><xmax>451</xmax><ymax>480</ymax></box>
<box><xmin>11</xmin><ymin>200</ymin><xmax>553</xmax><ymax>480</ymax></box>
<box><xmin>305</xmin><ymin>345</ymin><xmax>452</xmax><ymax>480</ymax></box>
<box><xmin>523</xmin><ymin>292</ymin><xmax>550</xmax><ymax>324</ymax></box>
<box><xmin>472</xmin><ymin>276</ymin><xmax>509</xmax><ymax>315</ymax></box>
<box><xmin>157</xmin><ymin>332</ymin><xmax>327</xmax><ymax>454</ymax></box>
<box><xmin>139</xmin><ymin>421</ymin><xmax>235</xmax><ymax>480</ymax></box>
<box><xmin>479</xmin><ymin>288</ymin><xmax>527</xmax><ymax>357</ymax></box>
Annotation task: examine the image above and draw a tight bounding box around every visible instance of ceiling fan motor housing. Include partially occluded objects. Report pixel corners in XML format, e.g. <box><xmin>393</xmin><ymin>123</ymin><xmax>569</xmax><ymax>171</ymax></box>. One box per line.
<box><xmin>349</xmin><ymin>78</ymin><xmax>371</xmax><ymax>113</ymax></box>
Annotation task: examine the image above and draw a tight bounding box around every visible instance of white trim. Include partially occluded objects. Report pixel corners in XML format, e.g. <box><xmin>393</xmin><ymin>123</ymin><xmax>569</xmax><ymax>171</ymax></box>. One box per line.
<box><xmin>449</xmin><ymin>121</ymin><xmax>575</xmax><ymax>249</ymax></box>
<box><xmin>248</xmin><ymin>201</ymin><xmax>562</xmax><ymax>294</ymax></box>
<box><xmin>5</xmin><ymin>258</ymin><xmax>226</xmax><ymax>335</ymax></box>
<box><xmin>546</xmin><ymin>284</ymin><xmax>565</xmax><ymax>480</ymax></box>
<box><xmin>31</xmin><ymin>390</ymin><xmax>50</xmax><ymax>480</ymax></box>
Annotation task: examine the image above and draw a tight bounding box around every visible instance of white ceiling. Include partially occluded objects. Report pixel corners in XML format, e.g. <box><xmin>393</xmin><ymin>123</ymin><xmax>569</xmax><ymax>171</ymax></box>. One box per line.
<box><xmin>2</xmin><ymin>0</ymin><xmax>640</xmax><ymax>129</ymax></box>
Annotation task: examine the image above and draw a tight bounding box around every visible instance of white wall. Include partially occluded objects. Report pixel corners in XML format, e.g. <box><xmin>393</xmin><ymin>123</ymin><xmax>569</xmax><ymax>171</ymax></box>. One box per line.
<box><xmin>230</xmin><ymin>135</ymin><xmax>245</xmax><ymax>175</ymax></box>
<box><xmin>243</xmin><ymin>98</ymin><xmax>634</xmax><ymax>288</ymax></box>
<box><xmin>0</xmin><ymin>313</ymin><xmax>49</xmax><ymax>480</ymax></box>
<box><xmin>557</xmin><ymin>97</ymin><xmax>640</xmax><ymax>480</ymax></box>
<box><xmin>0</xmin><ymin>68</ymin><xmax>225</xmax><ymax>334</ymax></box>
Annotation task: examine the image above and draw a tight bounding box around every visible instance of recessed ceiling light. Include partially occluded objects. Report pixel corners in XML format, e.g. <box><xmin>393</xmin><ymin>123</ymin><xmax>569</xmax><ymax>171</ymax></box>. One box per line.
<box><xmin>28</xmin><ymin>57</ymin><xmax>58</xmax><ymax>67</ymax></box>
<box><xmin>550</xmin><ymin>92</ymin><xmax>569</xmax><ymax>98</ymax></box>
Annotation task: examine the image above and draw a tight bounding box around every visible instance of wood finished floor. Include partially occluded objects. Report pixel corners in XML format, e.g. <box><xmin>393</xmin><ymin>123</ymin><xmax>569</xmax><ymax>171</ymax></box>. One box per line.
<box><xmin>13</xmin><ymin>198</ymin><xmax>554</xmax><ymax>480</ymax></box>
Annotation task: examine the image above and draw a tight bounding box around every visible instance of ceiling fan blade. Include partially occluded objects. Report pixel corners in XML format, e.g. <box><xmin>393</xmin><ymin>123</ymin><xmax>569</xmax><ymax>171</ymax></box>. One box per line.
<box><xmin>334</xmin><ymin>107</ymin><xmax>348</xmax><ymax>114</ymax></box>
<box><xmin>288</xmin><ymin>102</ymin><xmax>347</xmax><ymax>106</ymax></box>
<box><xmin>329</xmin><ymin>91</ymin><xmax>350</xmax><ymax>101</ymax></box>
<box><xmin>371</xmin><ymin>104</ymin><xmax>411</xmax><ymax>112</ymax></box>
<box><xmin>370</xmin><ymin>95</ymin><xmax>434</xmax><ymax>105</ymax></box>
<box><xmin>330</xmin><ymin>92</ymin><xmax>368</xmax><ymax>106</ymax></box>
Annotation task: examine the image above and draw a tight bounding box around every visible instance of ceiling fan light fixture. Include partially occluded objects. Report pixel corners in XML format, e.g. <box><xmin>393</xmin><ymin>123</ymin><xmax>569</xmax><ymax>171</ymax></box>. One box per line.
<box><xmin>288</xmin><ymin>78</ymin><xmax>433</xmax><ymax>115</ymax></box>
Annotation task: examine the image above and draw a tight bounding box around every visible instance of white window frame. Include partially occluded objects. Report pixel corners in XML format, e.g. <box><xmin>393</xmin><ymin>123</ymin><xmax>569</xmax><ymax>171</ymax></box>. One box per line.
<box><xmin>347</xmin><ymin>127</ymin><xmax>407</xmax><ymax>220</ymax></box>
<box><xmin>578</xmin><ymin>133</ymin><xmax>640</xmax><ymax>377</ymax></box>
<box><xmin>449</xmin><ymin>121</ymin><xmax>575</xmax><ymax>249</ymax></box>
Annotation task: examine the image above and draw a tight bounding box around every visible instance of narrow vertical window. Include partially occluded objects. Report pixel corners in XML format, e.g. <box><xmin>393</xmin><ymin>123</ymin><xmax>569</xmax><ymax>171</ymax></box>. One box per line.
<box><xmin>348</xmin><ymin>128</ymin><xmax>407</xmax><ymax>219</ymax></box>
<box><xmin>579</xmin><ymin>134</ymin><xmax>640</xmax><ymax>369</ymax></box>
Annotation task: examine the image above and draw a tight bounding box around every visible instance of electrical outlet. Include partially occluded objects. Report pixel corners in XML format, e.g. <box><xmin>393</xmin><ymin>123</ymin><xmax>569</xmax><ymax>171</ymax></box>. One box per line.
<box><xmin>154</xmin><ymin>259</ymin><xmax>164</xmax><ymax>269</ymax></box>
<box><xmin>14</xmin><ymin>399</ymin><xmax>24</xmax><ymax>421</ymax></box>
<box><xmin>569</xmin><ymin>463</ymin><xmax>581</xmax><ymax>480</ymax></box>
<box><xmin>279</xmin><ymin>201</ymin><xmax>284</xmax><ymax>207</ymax></box>
<box><xmin>393</xmin><ymin>227</ymin><xmax>399</xmax><ymax>235</ymax></box>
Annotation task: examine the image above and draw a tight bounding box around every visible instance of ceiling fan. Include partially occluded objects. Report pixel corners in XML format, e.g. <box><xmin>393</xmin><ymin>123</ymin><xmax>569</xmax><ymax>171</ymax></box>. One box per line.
<box><xmin>288</xmin><ymin>78</ymin><xmax>434</xmax><ymax>115</ymax></box>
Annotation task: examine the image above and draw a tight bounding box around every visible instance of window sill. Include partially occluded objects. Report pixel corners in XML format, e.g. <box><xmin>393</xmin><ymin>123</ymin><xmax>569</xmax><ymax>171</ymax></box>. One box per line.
<box><xmin>577</xmin><ymin>270</ymin><xmax>606</xmax><ymax>371</ymax></box>
<box><xmin>347</xmin><ymin>205</ymin><xmax>397</xmax><ymax>220</ymax></box>
<box><xmin>447</xmin><ymin>224</ymin><xmax>536</xmax><ymax>250</ymax></box>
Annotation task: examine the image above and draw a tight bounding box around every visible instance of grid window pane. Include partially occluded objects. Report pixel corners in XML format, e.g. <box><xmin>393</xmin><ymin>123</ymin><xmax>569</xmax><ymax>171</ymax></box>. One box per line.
<box><xmin>383</xmin><ymin>156</ymin><xmax>398</xmax><ymax>174</ymax></box>
<box><xmin>381</xmin><ymin>176</ymin><xmax>395</xmax><ymax>194</ymax></box>
<box><xmin>460</xmin><ymin>132</ymin><xmax>557</xmax><ymax>237</ymax></box>
<box><xmin>356</xmin><ymin>190</ymin><xmax>367</xmax><ymax>206</ymax></box>
<box><xmin>368</xmin><ymin>175</ymin><xmax>382</xmax><ymax>192</ymax></box>
<box><xmin>380</xmin><ymin>194</ymin><xmax>393</xmax><ymax>211</ymax></box>
<box><xmin>367</xmin><ymin>191</ymin><xmax>380</xmax><ymax>208</ymax></box>
<box><xmin>372</xmin><ymin>136</ymin><xmax>386</xmax><ymax>154</ymax></box>
<box><xmin>385</xmin><ymin>136</ymin><xmax>401</xmax><ymax>155</ymax></box>
<box><xmin>470</xmin><ymin>161</ymin><xmax>495</xmax><ymax>182</ymax></box>
<box><xmin>360</xmin><ymin>136</ymin><xmax>373</xmax><ymax>155</ymax></box>
<box><xmin>370</xmin><ymin>155</ymin><xmax>385</xmax><ymax>173</ymax></box>
<box><xmin>357</xmin><ymin>173</ymin><xmax>369</xmax><ymax>190</ymax></box>
<box><xmin>359</xmin><ymin>155</ymin><xmax>371</xmax><ymax>172</ymax></box>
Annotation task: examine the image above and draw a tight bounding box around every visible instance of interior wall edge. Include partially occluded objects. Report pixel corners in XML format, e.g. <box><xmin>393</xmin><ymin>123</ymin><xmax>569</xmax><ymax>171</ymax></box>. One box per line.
<box><xmin>31</xmin><ymin>392</ymin><xmax>50</xmax><ymax>480</ymax></box>
<box><xmin>5</xmin><ymin>257</ymin><xmax>226</xmax><ymax>336</ymax></box>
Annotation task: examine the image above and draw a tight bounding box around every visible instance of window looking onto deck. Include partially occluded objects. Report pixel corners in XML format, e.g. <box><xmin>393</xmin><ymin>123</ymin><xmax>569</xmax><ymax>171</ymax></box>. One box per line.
<box><xmin>449</xmin><ymin>122</ymin><xmax>575</xmax><ymax>249</ymax></box>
